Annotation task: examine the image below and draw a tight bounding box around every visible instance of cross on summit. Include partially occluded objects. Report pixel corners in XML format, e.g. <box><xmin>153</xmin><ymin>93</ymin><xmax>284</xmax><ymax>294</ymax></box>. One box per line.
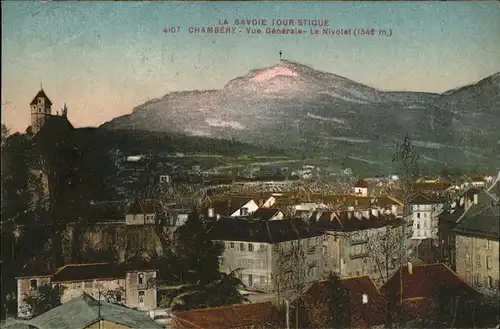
<box><xmin>279</xmin><ymin>50</ymin><xmax>283</xmax><ymax>60</ymax></box>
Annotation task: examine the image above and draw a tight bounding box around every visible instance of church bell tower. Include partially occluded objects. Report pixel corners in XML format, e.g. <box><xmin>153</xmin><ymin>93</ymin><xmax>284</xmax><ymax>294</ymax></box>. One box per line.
<box><xmin>30</xmin><ymin>85</ymin><xmax>53</xmax><ymax>134</ymax></box>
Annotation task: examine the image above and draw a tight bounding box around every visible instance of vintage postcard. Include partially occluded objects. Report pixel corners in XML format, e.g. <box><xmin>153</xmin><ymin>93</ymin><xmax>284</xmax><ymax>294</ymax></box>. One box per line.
<box><xmin>1</xmin><ymin>1</ymin><xmax>499</xmax><ymax>328</ymax></box>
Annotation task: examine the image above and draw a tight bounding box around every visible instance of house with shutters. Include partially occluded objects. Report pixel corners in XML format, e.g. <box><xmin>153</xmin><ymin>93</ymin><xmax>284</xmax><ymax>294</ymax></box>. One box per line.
<box><xmin>15</xmin><ymin>262</ymin><xmax>158</xmax><ymax>318</ymax></box>
<box><xmin>408</xmin><ymin>193</ymin><xmax>445</xmax><ymax>241</ymax></box>
<box><xmin>309</xmin><ymin>209</ymin><xmax>407</xmax><ymax>286</ymax></box>
<box><xmin>207</xmin><ymin>217</ymin><xmax>325</xmax><ymax>293</ymax></box>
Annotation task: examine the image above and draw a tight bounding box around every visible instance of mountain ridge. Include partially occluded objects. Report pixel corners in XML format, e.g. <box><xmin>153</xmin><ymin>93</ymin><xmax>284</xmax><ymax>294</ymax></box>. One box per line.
<box><xmin>101</xmin><ymin>60</ymin><xmax>500</xmax><ymax>171</ymax></box>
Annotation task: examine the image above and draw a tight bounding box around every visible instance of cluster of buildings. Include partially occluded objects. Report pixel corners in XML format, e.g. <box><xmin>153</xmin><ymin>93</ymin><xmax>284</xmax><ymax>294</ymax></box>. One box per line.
<box><xmin>4</xmin><ymin>88</ymin><xmax>499</xmax><ymax>328</ymax></box>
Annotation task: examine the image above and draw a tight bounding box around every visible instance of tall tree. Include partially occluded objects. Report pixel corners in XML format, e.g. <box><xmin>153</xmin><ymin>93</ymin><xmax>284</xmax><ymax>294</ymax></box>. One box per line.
<box><xmin>391</xmin><ymin>134</ymin><xmax>420</xmax><ymax>327</ymax></box>
<box><xmin>1</xmin><ymin>123</ymin><xmax>9</xmax><ymax>147</ymax></box>
<box><xmin>173</xmin><ymin>210</ymin><xmax>224</xmax><ymax>283</ymax></box>
<box><xmin>366</xmin><ymin>222</ymin><xmax>403</xmax><ymax>286</ymax></box>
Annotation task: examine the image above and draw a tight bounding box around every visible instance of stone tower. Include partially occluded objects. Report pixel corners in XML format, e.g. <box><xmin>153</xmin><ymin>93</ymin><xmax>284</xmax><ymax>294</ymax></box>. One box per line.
<box><xmin>30</xmin><ymin>87</ymin><xmax>53</xmax><ymax>134</ymax></box>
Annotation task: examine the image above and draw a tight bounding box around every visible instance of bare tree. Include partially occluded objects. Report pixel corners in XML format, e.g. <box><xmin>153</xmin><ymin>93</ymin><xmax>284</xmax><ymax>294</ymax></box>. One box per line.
<box><xmin>273</xmin><ymin>239</ymin><xmax>307</xmax><ymax>329</ymax></box>
<box><xmin>391</xmin><ymin>134</ymin><xmax>420</xmax><ymax>327</ymax></box>
<box><xmin>158</xmin><ymin>183</ymin><xmax>206</xmax><ymax>211</ymax></box>
<box><xmin>392</xmin><ymin>133</ymin><xmax>420</xmax><ymax>261</ymax></box>
<box><xmin>365</xmin><ymin>222</ymin><xmax>405</xmax><ymax>286</ymax></box>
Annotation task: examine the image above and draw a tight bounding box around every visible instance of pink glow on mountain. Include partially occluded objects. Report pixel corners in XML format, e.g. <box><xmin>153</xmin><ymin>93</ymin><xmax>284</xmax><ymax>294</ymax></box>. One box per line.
<box><xmin>250</xmin><ymin>66</ymin><xmax>299</xmax><ymax>82</ymax></box>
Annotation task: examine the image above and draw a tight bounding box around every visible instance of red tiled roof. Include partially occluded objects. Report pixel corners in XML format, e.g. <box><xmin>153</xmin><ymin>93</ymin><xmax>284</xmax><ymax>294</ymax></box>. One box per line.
<box><xmin>171</xmin><ymin>302</ymin><xmax>282</xmax><ymax>329</ymax></box>
<box><xmin>381</xmin><ymin>263</ymin><xmax>479</xmax><ymax>303</ymax></box>
<box><xmin>355</xmin><ymin>180</ymin><xmax>370</xmax><ymax>188</ymax></box>
<box><xmin>126</xmin><ymin>199</ymin><xmax>160</xmax><ymax>215</ymax></box>
<box><xmin>302</xmin><ymin>276</ymin><xmax>386</xmax><ymax>327</ymax></box>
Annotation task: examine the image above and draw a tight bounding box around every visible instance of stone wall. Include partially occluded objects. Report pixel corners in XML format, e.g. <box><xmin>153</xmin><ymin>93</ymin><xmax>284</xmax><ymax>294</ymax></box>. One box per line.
<box><xmin>61</xmin><ymin>223</ymin><xmax>174</xmax><ymax>264</ymax></box>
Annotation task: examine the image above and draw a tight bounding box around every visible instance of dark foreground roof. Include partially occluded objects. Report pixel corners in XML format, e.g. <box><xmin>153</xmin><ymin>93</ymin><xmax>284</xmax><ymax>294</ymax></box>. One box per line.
<box><xmin>28</xmin><ymin>293</ymin><xmax>162</xmax><ymax>329</ymax></box>
<box><xmin>207</xmin><ymin>217</ymin><xmax>322</xmax><ymax>243</ymax></box>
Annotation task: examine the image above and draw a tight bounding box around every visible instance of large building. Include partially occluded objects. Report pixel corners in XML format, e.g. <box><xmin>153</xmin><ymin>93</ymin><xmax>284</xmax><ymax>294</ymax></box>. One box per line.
<box><xmin>15</xmin><ymin>262</ymin><xmax>158</xmax><ymax>318</ymax></box>
<box><xmin>452</xmin><ymin>187</ymin><xmax>499</xmax><ymax>296</ymax></box>
<box><xmin>438</xmin><ymin>173</ymin><xmax>500</xmax><ymax>297</ymax></box>
<box><xmin>207</xmin><ymin>217</ymin><xmax>325</xmax><ymax>294</ymax></box>
<box><xmin>310</xmin><ymin>209</ymin><xmax>407</xmax><ymax>286</ymax></box>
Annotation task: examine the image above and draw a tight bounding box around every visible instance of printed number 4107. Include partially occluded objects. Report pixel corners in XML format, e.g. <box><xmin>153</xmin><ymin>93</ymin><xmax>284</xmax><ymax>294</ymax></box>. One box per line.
<box><xmin>164</xmin><ymin>26</ymin><xmax>180</xmax><ymax>33</ymax></box>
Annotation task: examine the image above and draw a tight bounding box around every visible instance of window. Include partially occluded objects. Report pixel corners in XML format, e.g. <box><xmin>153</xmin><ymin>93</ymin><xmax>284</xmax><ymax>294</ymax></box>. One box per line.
<box><xmin>474</xmin><ymin>273</ymin><xmax>480</xmax><ymax>285</ymax></box>
<box><xmin>38</xmin><ymin>98</ymin><xmax>42</xmax><ymax>104</ymax></box>
<box><xmin>240</xmin><ymin>243</ymin><xmax>245</xmax><ymax>251</ymax></box>
<box><xmin>219</xmin><ymin>256</ymin><xmax>224</xmax><ymax>266</ymax></box>
<box><xmin>488</xmin><ymin>276</ymin><xmax>494</xmax><ymax>289</ymax></box>
<box><xmin>417</xmin><ymin>213</ymin><xmax>421</xmax><ymax>219</ymax></box>
<box><xmin>260</xmin><ymin>244</ymin><xmax>267</xmax><ymax>251</ymax></box>
<box><xmin>138</xmin><ymin>273</ymin><xmax>144</xmax><ymax>285</ymax></box>
<box><xmin>29</xmin><ymin>279</ymin><xmax>38</xmax><ymax>291</ymax></box>
<box><xmin>362</xmin><ymin>294</ymin><xmax>368</xmax><ymax>304</ymax></box>
<box><xmin>322</xmin><ymin>246</ymin><xmax>327</xmax><ymax>256</ymax></box>
<box><xmin>230</xmin><ymin>242</ymin><xmax>235</xmax><ymax>249</ymax></box>
<box><xmin>486</xmin><ymin>256</ymin><xmax>492</xmax><ymax>269</ymax></box>
<box><xmin>417</xmin><ymin>224</ymin><xmax>420</xmax><ymax>229</ymax></box>
<box><xmin>486</xmin><ymin>239</ymin><xmax>492</xmax><ymax>250</ymax></box>
<box><xmin>260</xmin><ymin>276</ymin><xmax>266</xmax><ymax>285</ymax></box>
<box><xmin>248</xmin><ymin>274</ymin><xmax>253</xmax><ymax>286</ymax></box>
<box><xmin>240</xmin><ymin>207</ymin><xmax>249</xmax><ymax>216</ymax></box>
<box><xmin>138</xmin><ymin>291</ymin><xmax>145</xmax><ymax>304</ymax></box>
<box><xmin>116</xmin><ymin>294</ymin><xmax>122</xmax><ymax>303</ymax></box>
<box><xmin>248</xmin><ymin>243</ymin><xmax>254</xmax><ymax>252</ymax></box>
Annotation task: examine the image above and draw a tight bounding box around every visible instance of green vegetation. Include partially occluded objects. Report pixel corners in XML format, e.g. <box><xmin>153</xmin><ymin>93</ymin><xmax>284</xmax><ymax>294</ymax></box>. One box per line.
<box><xmin>155</xmin><ymin>211</ymin><xmax>246</xmax><ymax>311</ymax></box>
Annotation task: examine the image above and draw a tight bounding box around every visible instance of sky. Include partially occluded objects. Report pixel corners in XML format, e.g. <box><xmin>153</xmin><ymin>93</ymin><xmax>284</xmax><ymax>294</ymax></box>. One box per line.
<box><xmin>2</xmin><ymin>1</ymin><xmax>500</xmax><ymax>133</ymax></box>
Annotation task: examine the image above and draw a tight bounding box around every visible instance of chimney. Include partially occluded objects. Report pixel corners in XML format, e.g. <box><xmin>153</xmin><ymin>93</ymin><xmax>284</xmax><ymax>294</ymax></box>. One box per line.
<box><xmin>362</xmin><ymin>293</ymin><xmax>368</xmax><ymax>304</ymax></box>
<box><xmin>371</xmin><ymin>208</ymin><xmax>379</xmax><ymax>217</ymax></box>
<box><xmin>208</xmin><ymin>207</ymin><xmax>215</xmax><ymax>218</ymax></box>
<box><xmin>316</xmin><ymin>211</ymin><xmax>321</xmax><ymax>221</ymax></box>
<box><xmin>216</xmin><ymin>214</ymin><xmax>221</xmax><ymax>221</ymax></box>
<box><xmin>354</xmin><ymin>211</ymin><xmax>362</xmax><ymax>219</ymax></box>
<box><xmin>408</xmin><ymin>262</ymin><xmax>413</xmax><ymax>275</ymax></box>
<box><xmin>362</xmin><ymin>210</ymin><xmax>369</xmax><ymax>219</ymax></box>
<box><xmin>473</xmin><ymin>194</ymin><xmax>478</xmax><ymax>205</ymax></box>
<box><xmin>347</xmin><ymin>212</ymin><xmax>352</xmax><ymax>220</ymax></box>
